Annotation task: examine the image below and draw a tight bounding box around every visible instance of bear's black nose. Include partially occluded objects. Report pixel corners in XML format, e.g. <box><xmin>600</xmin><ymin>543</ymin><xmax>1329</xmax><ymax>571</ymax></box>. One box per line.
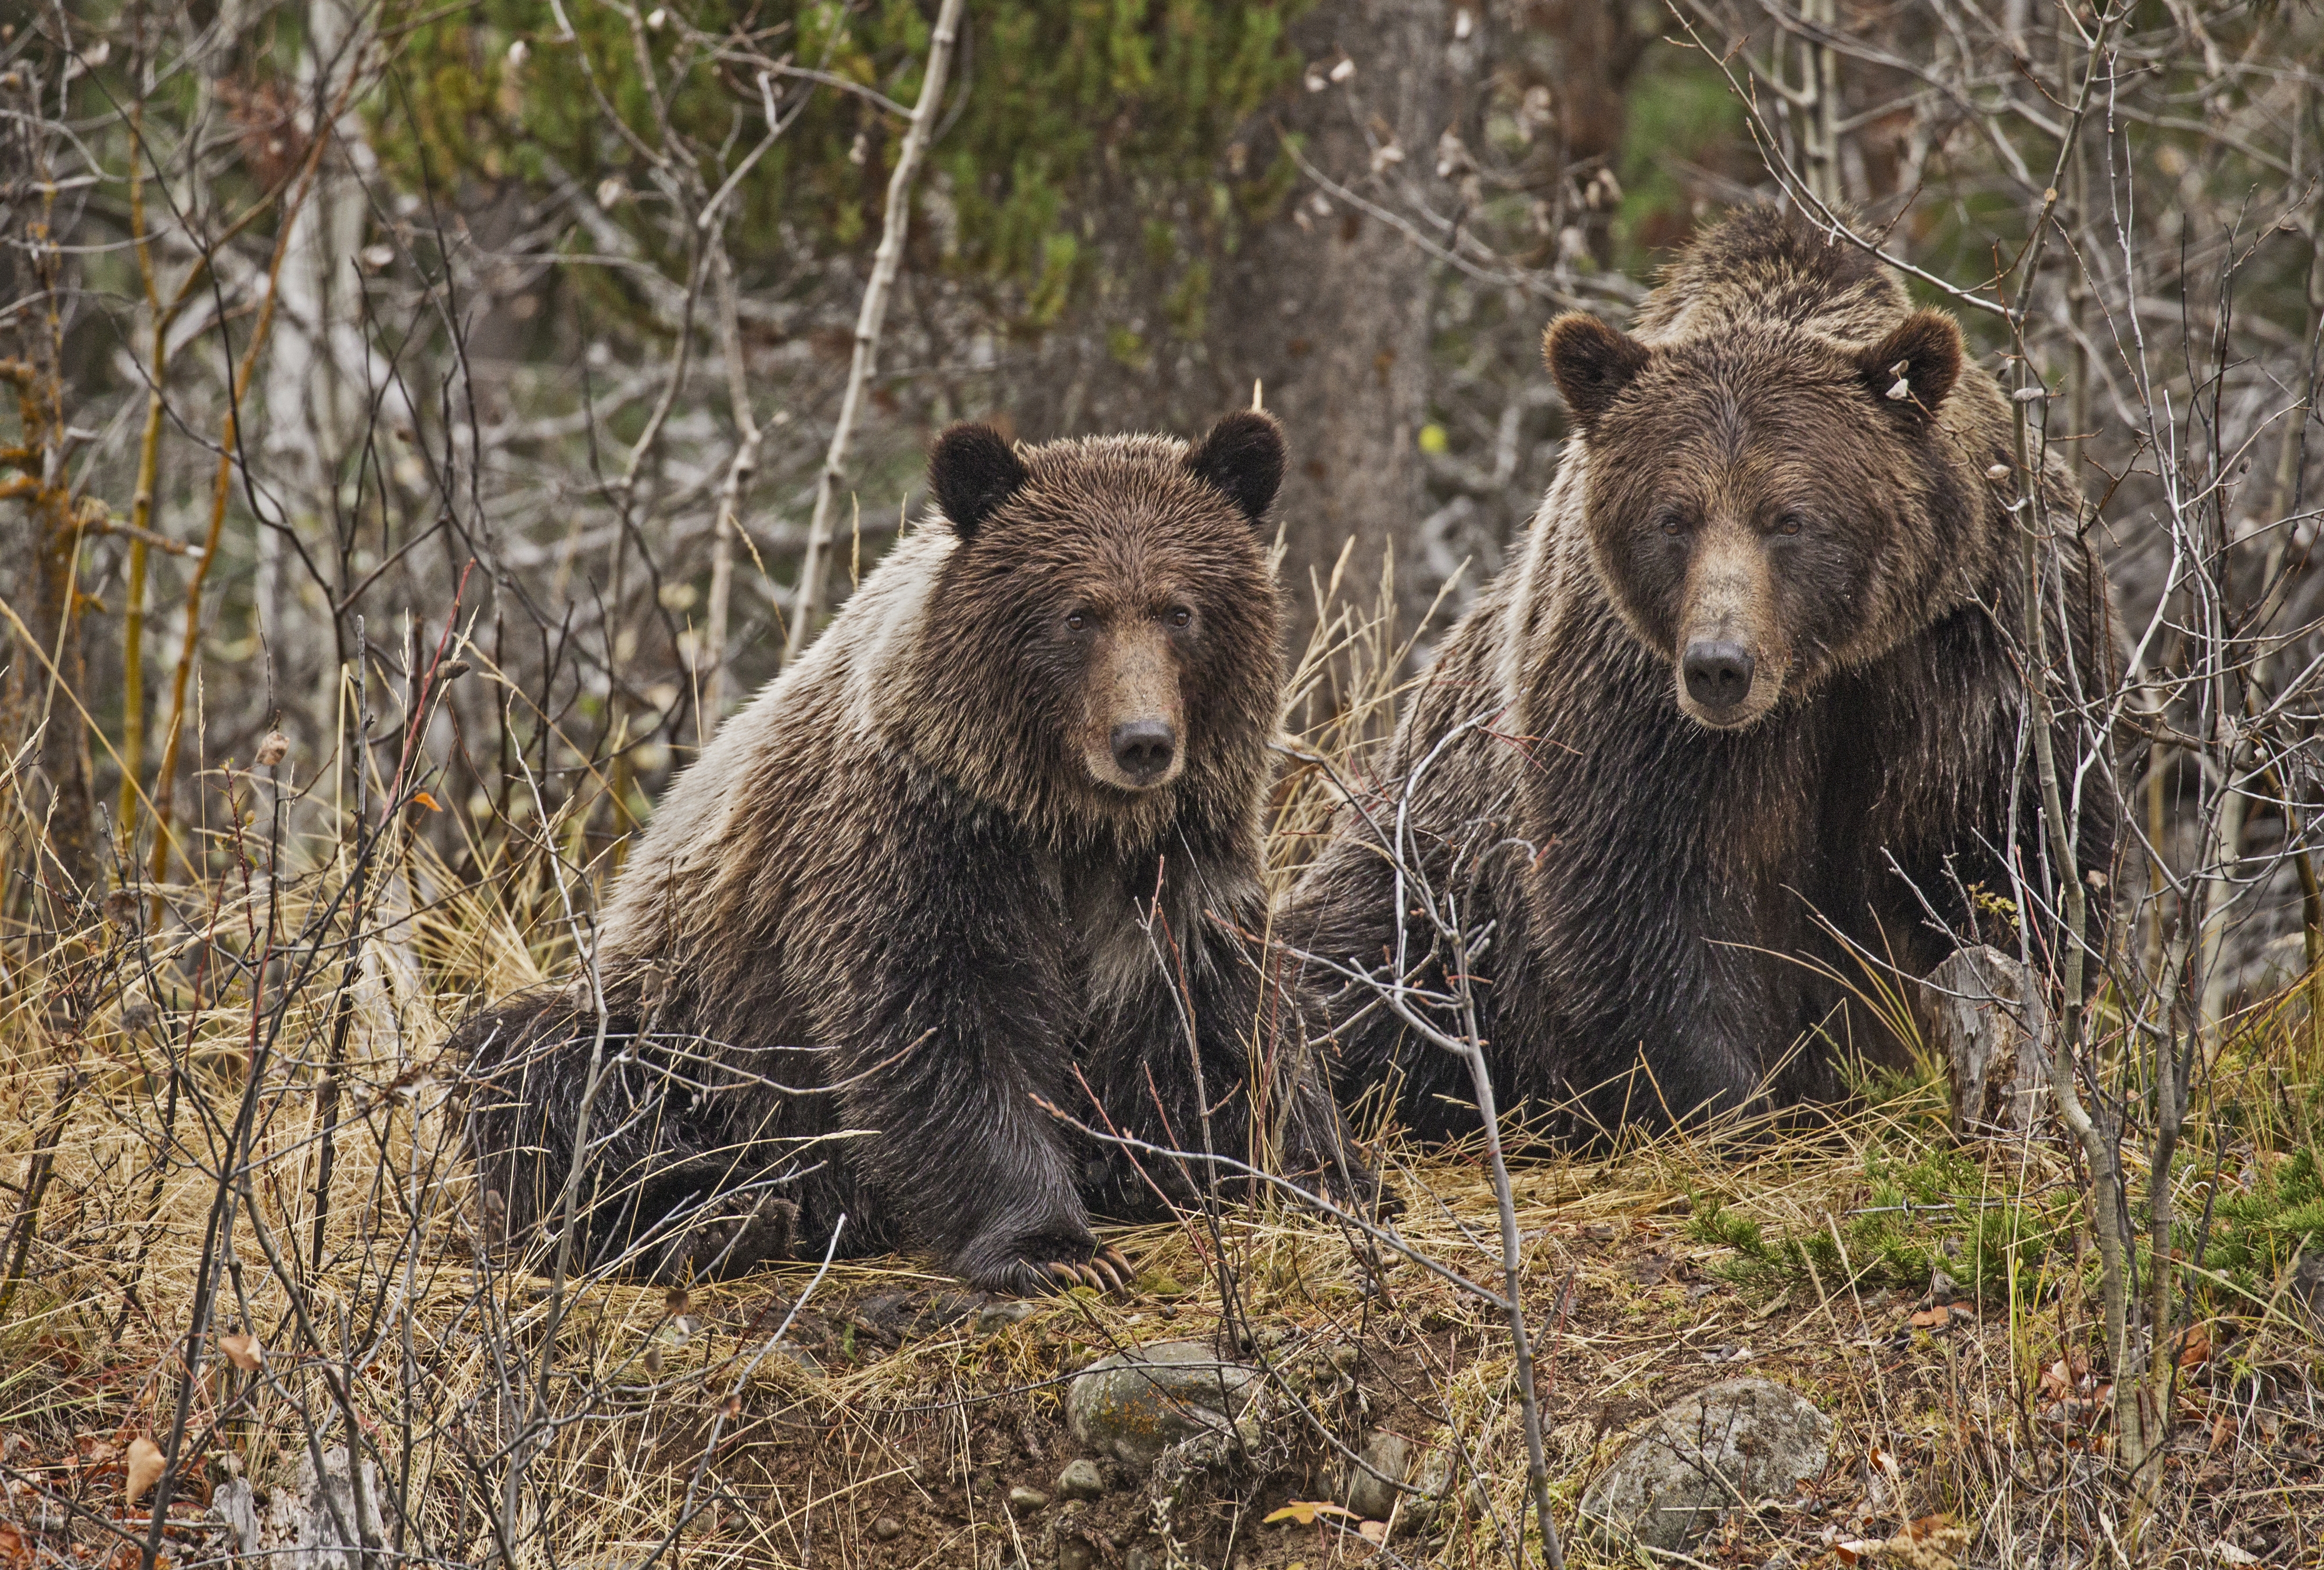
<box><xmin>1110</xmin><ymin>719</ymin><xmax>1177</xmax><ymax>784</ymax></box>
<box><xmin>1682</xmin><ymin>640</ymin><xmax>1755</xmax><ymax>709</ymax></box>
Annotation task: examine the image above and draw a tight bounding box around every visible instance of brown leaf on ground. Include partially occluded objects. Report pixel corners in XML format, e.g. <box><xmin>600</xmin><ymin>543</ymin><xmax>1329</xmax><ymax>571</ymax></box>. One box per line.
<box><xmin>124</xmin><ymin>1437</ymin><xmax>164</xmax><ymax>1504</ymax></box>
<box><xmin>218</xmin><ymin>1332</ymin><xmax>263</xmax><ymax>1371</ymax></box>
<box><xmin>1264</xmin><ymin>1501</ymin><xmax>1360</xmax><ymax>1526</ymax></box>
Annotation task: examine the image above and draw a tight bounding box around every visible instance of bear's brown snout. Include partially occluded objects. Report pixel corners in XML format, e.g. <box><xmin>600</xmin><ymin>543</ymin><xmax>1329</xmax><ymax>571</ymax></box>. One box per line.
<box><xmin>1673</xmin><ymin>518</ymin><xmax>1789</xmax><ymax>728</ymax></box>
<box><xmin>1083</xmin><ymin>621</ymin><xmax>1186</xmax><ymax>792</ymax></box>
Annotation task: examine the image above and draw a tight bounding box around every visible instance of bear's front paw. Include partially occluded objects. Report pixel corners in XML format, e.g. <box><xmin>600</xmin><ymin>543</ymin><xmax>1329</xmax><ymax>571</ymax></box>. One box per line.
<box><xmin>648</xmin><ymin>1195</ymin><xmax>798</xmax><ymax>1283</ymax></box>
<box><xmin>976</xmin><ymin>1242</ymin><xmax>1136</xmax><ymax>1299</ymax></box>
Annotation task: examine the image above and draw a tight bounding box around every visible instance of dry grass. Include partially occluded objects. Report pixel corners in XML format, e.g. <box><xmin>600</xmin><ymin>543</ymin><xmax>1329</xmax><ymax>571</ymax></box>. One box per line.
<box><xmin>2</xmin><ymin>593</ymin><xmax>2322</xmax><ymax>1570</ymax></box>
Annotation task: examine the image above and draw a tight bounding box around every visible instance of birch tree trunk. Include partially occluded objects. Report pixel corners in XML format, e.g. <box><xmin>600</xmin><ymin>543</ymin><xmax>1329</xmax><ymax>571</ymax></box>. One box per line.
<box><xmin>264</xmin><ymin>0</ymin><xmax>376</xmax><ymax>734</ymax></box>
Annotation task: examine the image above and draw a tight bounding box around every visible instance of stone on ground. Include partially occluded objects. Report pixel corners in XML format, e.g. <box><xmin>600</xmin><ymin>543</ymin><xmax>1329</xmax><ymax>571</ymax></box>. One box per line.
<box><xmin>1342</xmin><ymin>1429</ymin><xmax>1412</xmax><ymax>1521</ymax></box>
<box><xmin>1056</xmin><ymin>1458</ymin><xmax>1106</xmax><ymax>1500</ymax></box>
<box><xmin>1064</xmin><ymin>1340</ymin><xmax>1263</xmax><ymax>1471</ymax></box>
<box><xmin>1578</xmin><ymin>1377</ymin><xmax>1832</xmax><ymax>1553</ymax></box>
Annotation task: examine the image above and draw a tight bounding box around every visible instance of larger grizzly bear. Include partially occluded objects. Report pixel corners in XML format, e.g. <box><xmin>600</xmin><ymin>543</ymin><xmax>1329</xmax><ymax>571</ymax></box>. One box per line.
<box><xmin>1289</xmin><ymin>207</ymin><xmax>2117</xmax><ymax>1138</ymax></box>
<box><xmin>460</xmin><ymin>411</ymin><xmax>1367</xmax><ymax>1291</ymax></box>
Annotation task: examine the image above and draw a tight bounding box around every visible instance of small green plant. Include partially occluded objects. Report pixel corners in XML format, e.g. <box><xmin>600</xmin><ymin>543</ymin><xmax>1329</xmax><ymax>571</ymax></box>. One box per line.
<box><xmin>2188</xmin><ymin>1145</ymin><xmax>2324</xmax><ymax>1301</ymax></box>
<box><xmin>1690</xmin><ymin>1140</ymin><xmax>2076</xmax><ymax>1303</ymax></box>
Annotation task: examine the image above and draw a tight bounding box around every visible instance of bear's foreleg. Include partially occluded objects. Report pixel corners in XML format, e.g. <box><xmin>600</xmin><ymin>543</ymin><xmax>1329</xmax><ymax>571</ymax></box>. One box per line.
<box><xmin>831</xmin><ymin>838</ymin><xmax>1131</xmax><ymax>1296</ymax></box>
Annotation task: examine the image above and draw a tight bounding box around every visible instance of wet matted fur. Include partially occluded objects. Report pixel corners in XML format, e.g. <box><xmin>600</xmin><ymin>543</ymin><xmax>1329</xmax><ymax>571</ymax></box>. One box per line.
<box><xmin>455</xmin><ymin>412</ymin><xmax>1370</xmax><ymax>1291</ymax></box>
<box><xmin>1287</xmin><ymin>206</ymin><xmax>2120</xmax><ymax>1140</ymax></box>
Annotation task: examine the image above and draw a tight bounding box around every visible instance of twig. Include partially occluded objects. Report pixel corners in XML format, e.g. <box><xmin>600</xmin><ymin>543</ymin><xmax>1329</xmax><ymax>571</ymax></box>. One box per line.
<box><xmin>783</xmin><ymin>0</ymin><xmax>966</xmax><ymax>661</ymax></box>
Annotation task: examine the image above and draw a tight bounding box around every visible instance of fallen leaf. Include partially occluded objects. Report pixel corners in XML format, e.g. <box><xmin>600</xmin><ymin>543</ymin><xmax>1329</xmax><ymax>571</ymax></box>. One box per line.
<box><xmin>1264</xmin><ymin>1501</ymin><xmax>1361</xmax><ymax>1527</ymax></box>
<box><xmin>218</xmin><ymin>1332</ymin><xmax>263</xmax><ymax>1371</ymax></box>
<box><xmin>410</xmin><ymin>790</ymin><xmax>443</xmax><ymax>811</ymax></box>
<box><xmin>1909</xmin><ymin>1306</ymin><xmax>1950</xmax><ymax>1329</ymax></box>
<box><xmin>1358</xmin><ymin>1519</ymin><xmax>1388</xmax><ymax>1543</ymax></box>
<box><xmin>2210</xmin><ymin>1413</ymin><xmax>2233</xmax><ymax>1454</ymax></box>
<box><xmin>1834</xmin><ymin>1540</ymin><xmax>1881</xmax><ymax>1565</ymax></box>
<box><xmin>0</xmin><ymin>1524</ymin><xmax>31</xmax><ymax>1570</ymax></box>
<box><xmin>124</xmin><ymin>1438</ymin><xmax>164</xmax><ymax>1504</ymax></box>
<box><xmin>2175</xmin><ymin>1321</ymin><xmax>2214</xmax><ymax>1370</ymax></box>
<box><xmin>2214</xmin><ymin>1544</ymin><xmax>2262</xmax><ymax>1567</ymax></box>
<box><xmin>2040</xmin><ymin>1357</ymin><xmax>2074</xmax><ymax>1401</ymax></box>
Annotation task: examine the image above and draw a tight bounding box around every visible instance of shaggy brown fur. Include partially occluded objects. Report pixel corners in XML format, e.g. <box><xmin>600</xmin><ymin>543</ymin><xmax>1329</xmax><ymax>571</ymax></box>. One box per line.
<box><xmin>1288</xmin><ymin>206</ymin><xmax>2119</xmax><ymax>1139</ymax></box>
<box><xmin>458</xmin><ymin>413</ymin><xmax>1368</xmax><ymax>1291</ymax></box>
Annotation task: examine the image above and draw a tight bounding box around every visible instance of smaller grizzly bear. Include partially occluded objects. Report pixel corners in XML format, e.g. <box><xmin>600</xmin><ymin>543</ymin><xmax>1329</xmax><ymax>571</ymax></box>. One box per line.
<box><xmin>1287</xmin><ymin>206</ymin><xmax>2118</xmax><ymax>1139</ymax></box>
<box><xmin>457</xmin><ymin>411</ymin><xmax>1368</xmax><ymax>1291</ymax></box>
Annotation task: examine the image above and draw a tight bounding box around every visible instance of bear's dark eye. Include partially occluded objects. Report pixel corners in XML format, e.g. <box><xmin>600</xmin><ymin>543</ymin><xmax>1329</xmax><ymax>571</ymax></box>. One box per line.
<box><xmin>1774</xmin><ymin>514</ymin><xmax>1805</xmax><ymax>537</ymax></box>
<box><xmin>1066</xmin><ymin>611</ymin><xmax>1088</xmax><ymax>632</ymax></box>
<box><xmin>1657</xmin><ymin>511</ymin><xmax>1688</xmax><ymax>537</ymax></box>
<box><xmin>1167</xmin><ymin>605</ymin><xmax>1192</xmax><ymax>629</ymax></box>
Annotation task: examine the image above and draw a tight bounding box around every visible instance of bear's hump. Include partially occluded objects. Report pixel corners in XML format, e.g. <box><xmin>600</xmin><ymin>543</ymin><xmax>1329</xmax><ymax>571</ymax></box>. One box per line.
<box><xmin>1631</xmin><ymin>205</ymin><xmax>1911</xmax><ymax>348</ymax></box>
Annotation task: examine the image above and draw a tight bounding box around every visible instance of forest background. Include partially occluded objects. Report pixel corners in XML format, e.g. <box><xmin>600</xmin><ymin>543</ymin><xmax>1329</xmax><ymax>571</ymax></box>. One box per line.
<box><xmin>8</xmin><ymin>1</ymin><xmax>2324</xmax><ymax>1567</ymax></box>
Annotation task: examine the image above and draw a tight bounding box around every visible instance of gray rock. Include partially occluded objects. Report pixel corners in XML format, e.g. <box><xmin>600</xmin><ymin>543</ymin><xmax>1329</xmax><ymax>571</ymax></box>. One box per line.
<box><xmin>1057</xmin><ymin>1537</ymin><xmax>1098</xmax><ymax>1570</ymax></box>
<box><xmin>870</xmin><ymin>1515</ymin><xmax>905</xmax><ymax>1541</ymax></box>
<box><xmin>1579</xmin><ymin>1378</ymin><xmax>1832</xmax><ymax>1553</ymax></box>
<box><xmin>1343</xmin><ymin>1430</ymin><xmax>1412</xmax><ymax>1521</ymax></box>
<box><xmin>1124</xmin><ymin>1551</ymin><xmax>1159</xmax><ymax>1570</ymax></box>
<box><xmin>1007</xmin><ymin>1485</ymin><xmax>1049</xmax><ymax>1512</ymax></box>
<box><xmin>1398</xmin><ymin>1446</ymin><xmax>1486</xmax><ymax>1535</ymax></box>
<box><xmin>976</xmin><ymin>1300</ymin><xmax>1039</xmax><ymax>1334</ymax></box>
<box><xmin>1064</xmin><ymin>1340</ymin><xmax>1263</xmax><ymax>1471</ymax></box>
<box><xmin>1056</xmin><ymin>1458</ymin><xmax>1106</xmax><ymax>1501</ymax></box>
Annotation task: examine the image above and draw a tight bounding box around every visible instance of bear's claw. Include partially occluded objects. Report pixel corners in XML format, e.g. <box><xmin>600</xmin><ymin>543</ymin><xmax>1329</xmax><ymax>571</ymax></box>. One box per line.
<box><xmin>1027</xmin><ymin>1246</ymin><xmax>1133</xmax><ymax>1296</ymax></box>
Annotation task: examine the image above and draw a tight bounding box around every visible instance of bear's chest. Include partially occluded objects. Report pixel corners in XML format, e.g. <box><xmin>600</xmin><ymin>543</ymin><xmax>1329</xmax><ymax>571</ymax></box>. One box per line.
<box><xmin>1041</xmin><ymin>854</ymin><xmax>1188</xmax><ymax>1026</ymax></box>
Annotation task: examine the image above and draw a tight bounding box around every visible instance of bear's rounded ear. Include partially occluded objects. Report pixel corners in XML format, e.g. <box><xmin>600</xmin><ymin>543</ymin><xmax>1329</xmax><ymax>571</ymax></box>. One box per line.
<box><xmin>1182</xmin><ymin>408</ymin><xmax>1285</xmax><ymax>526</ymax></box>
<box><xmin>1856</xmin><ymin>309</ymin><xmax>1963</xmax><ymax>419</ymax></box>
<box><xmin>1543</xmin><ymin>313</ymin><xmax>1652</xmax><ymax>435</ymax></box>
<box><xmin>928</xmin><ymin>422</ymin><xmax>1030</xmax><ymax>540</ymax></box>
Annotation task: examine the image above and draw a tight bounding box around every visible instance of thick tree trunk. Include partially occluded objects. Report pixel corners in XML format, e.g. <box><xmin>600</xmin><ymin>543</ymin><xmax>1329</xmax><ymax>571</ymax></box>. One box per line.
<box><xmin>996</xmin><ymin>0</ymin><xmax>1450</xmax><ymax>663</ymax></box>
